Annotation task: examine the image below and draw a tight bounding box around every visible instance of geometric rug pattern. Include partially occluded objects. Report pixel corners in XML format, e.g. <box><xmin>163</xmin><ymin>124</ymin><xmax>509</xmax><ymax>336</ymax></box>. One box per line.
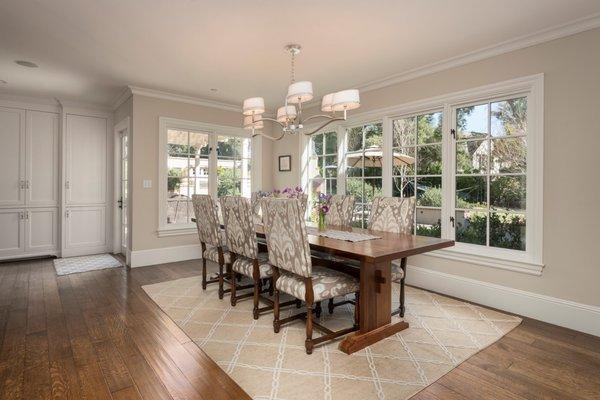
<box><xmin>143</xmin><ymin>275</ymin><xmax>521</xmax><ymax>400</ymax></box>
<box><xmin>53</xmin><ymin>253</ymin><xmax>123</xmax><ymax>276</ymax></box>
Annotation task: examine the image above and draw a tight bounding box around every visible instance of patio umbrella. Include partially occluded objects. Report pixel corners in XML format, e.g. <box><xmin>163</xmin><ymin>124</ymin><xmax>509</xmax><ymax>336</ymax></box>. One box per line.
<box><xmin>346</xmin><ymin>146</ymin><xmax>415</xmax><ymax>168</ymax></box>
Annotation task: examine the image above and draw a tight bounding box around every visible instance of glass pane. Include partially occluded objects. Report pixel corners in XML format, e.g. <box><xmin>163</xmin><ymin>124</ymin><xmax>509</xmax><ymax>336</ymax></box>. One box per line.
<box><xmin>417</xmin><ymin>144</ymin><xmax>442</xmax><ymax>175</ymax></box>
<box><xmin>417</xmin><ymin>177</ymin><xmax>441</xmax><ymax>207</ymax></box>
<box><xmin>167</xmin><ymin>129</ymin><xmax>190</xmax><ymax>155</ymax></box>
<box><xmin>327</xmin><ymin>179</ymin><xmax>337</xmax><ymax>195</ymax></box>
<box><xmin>346</xmin><ymin>154</ymin><xmax>363</xmax><ymax>177</ymax></box>
<box><xmin>324</xmin><ymin>156</ymin><xmax>337</xmax><ymax>178</ymax></box>
<box><xmin>490</xmin><ymin>137</ymin><xmax>526</xmax><ymax>174</ymax></box>
<box><xmin>456</xmin><ymin>210</ymin><xmax>487</xmax><ymax>245</ymax></box>
<box><xmin>195</xmin><ymin>177</ymin><xmax>209</xmax><ymax>195</ymax></box>
<box><xmin>456</xmin><ymin>140</ymin><xmax>489</xmax><ymax>174</ymax></box>
<box><xmin>417</xmin><ymin>112</ymin><xmax>442</xmax><ymax>144</ymax></box>
<box><xmin>241</xmin><ymin>179</ymin><xmax>251</xmax><ymax>198</ymax></box>
<box><xmin>316</xmin><ymin>156</ymin><xmax>325</xmax><ymax>177</ymax></box>
<box><xmin>307</xmin><ymin>156</ymin><xmax>321</xmax><ymax>180</ymax></box>
<box><xmin>217</xmin><ymin>136</ymin><xmax>239</xmax><ymax>157</ymax></box>
<box><xmin>490</xmin><ymin>212</ymin><xmax>526</xmax><ymax>251</ymax></box>
<box><xmin>363</xmin><ymin>178</ymin><xmax>382</xmax><ymax>202</ymax></box>
<box><xmin>308</xmin><ymin>179</ymin><xmax>324</xmax><ymax>202</ymax></box>
<box><xmin>189</xmin><ymin>131</ymin><xmax>210</xmax><ymax>156</ymax></box>
<box><xmin>362</xmin><ymin>203</ymin><xmax>372</xmax><ymax>228</ymax></box>
<box><xmin>416</xmin><ymin>208</ymin><xmax>441</xmax><ymax>238</ymax></box>
<box><xmin>491</xmin><ymin>97</ymin><xmax>527</xmax><ymax>138</ymax></box>
<box><xmin>490</xmin><ymin>175</ymin><xmax>526</xmax><ymax>212</ymax></box>
<box><xmin>188</xmin><ymin>155</ymin><xmax>209</xmax><ymax>177</ymax></box>
<box><xmin>346</xmin><ymin>178</ymin><xmax>364</xmax><ymax>203</ymax></box>
<box><xmin>456</xmin><ymin>104</ymin><xmax>488</xmax><ymax>139</ymax></box>
<box><xmin>456</xmin><ymin>176</ymin><xmax>487</xmax><ymax>209</ymax></box>
<box><xmin>166</xmin><ymin>198</ymin><xmax>188</xmax><ymax>225</ymax></box>
<box><xmin>347</xmin><ymin>126</ymin><xmax>363</xmax><ymax>152</ymax></box>
<box><xmin>218</xmin><ymin>178</ymin><xmax>241</xmax><ymax>197</ymax></box>
<box><xmin>217</xmin><ymin>158</ymin><xmax>239</xmax><ymax>196</ymax></box>
<box><xmin>312</xmin><ymin>133</ymin><xmax>324</xmax><ymax>156</ymax></box>
<box><xmin>393</xmin><ymin>117</ymin><xmax>416</xmax><ymax>147</ymax></box>
<box><xmin>325</xmin><ymin>132</ymin><xmax>337</xmax><ymax>154</ymax></box>
<box><xmin>364</xmin><ymin>123</ymin><xmax>383</xmax><ymax>148</ymax></box>
<box><xmin>351</xmin><ymin>204</ymin><xmax>364</xmax><ymax>228</ymax></box>
<box><xmin>167</xmin><ymin>177</ymin><xmax>183</xmax><ymax>195</ymax></box>
<box><xmin>392</xmin><ymin>147</ymin><xmax>415</xmax><ymax>176</ymax></box>
<box><xmin>392</xmin><ymin>177</ymin><xmax>415</xmax><ymax>198</ymax></box>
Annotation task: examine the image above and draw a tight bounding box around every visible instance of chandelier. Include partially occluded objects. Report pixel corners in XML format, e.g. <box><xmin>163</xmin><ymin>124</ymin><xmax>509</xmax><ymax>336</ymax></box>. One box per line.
<box><xmin>242</xmin><ymin>44</ymin><xmax>361</xmax><ymax>141</ymax></box>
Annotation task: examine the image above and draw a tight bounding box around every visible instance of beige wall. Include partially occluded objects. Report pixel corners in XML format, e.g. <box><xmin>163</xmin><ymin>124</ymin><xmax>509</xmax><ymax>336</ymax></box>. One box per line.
<box><xmin>129</xmin><ymin>95</ymin><xmax>272</xmax><ymax>251</ymax></box>
<box><xmin>272</xmin><ymin>132</ymin><xmax>300</xmax><ymax>190</ymax></box>
<box><xmin>272</xmin><ymin>28</ymin><xmax>600</xmax><ymax>306</ymax></box>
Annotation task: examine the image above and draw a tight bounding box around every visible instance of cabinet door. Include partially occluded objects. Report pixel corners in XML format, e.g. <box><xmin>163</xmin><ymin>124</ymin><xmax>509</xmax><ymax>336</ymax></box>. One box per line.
<box><xmin>64</xmin><ymin>206</ymin><xmax>106</xmax><ymax>252</ymax></box>
<box><xmin>65</xmin><ymin>114</ymin><xmax>107</xmax><ymax>205</ymax></box>
<box><xmin>25</xmin><ymin>208</ymin><xmax>58</xmax><ymax>253</ymax></box>
<box><xmin>0</xmin><ymin>209</ymin><xmax>25</xmax><ymax>257</ymax></box>
<box><xmin>0</xmin><ymin>107</ymin><xmax>25</xmax><ymax>207</ymax></box>
<box><xmin>27</xmin><ymin>111</ymin><xmax>59</xmax><ymax>206</ymax></box>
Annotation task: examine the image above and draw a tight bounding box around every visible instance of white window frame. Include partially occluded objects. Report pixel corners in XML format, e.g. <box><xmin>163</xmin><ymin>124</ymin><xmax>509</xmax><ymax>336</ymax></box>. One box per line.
<box><xmin>157</xmin><ymin>117</ymin><xmax>252</xmax><ymax>237</ymax></box>
<box><xmin>300</xmin><ymin>74</ymin><xmax>544</xmax><ymax>275</ymax></box>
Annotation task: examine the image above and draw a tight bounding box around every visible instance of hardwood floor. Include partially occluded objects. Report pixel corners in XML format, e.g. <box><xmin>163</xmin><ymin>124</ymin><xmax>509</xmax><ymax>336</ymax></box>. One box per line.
<box><xmin>0</xmin><ymin>257</ymin><xmax>598</xmax><ymax>400</ymax></box>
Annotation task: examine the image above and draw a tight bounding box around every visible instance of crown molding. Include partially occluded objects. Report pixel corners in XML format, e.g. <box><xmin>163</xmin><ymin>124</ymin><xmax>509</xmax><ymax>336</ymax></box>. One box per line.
<box><xmin>111</xmin><ymin>87</ymin><xmax>133</xmax><ymax>111</ymax></box>
<box><xmin>127</xmin><ymin>85</ymin><xmax>241</xmax><ymax>112</ymax></box>
<box><xmin>356</xmin><ymin>13</ymin><xmax>600</xmax><ymax>93</ymax></box>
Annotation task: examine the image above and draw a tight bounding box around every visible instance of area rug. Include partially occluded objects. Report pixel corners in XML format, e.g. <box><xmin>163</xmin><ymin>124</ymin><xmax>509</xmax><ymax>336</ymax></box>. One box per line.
<box><xmin>53</xmin><ymin>253</ymin><xmax>123</xmax><ymax>276</ymax></box>
<box><xmin>143</xmin><ymin>275</ymin><xmax>521</xmax><ymax>399</ymax></box>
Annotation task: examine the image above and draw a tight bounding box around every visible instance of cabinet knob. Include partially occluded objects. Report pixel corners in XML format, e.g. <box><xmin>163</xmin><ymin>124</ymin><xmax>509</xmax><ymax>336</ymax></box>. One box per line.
<box><xmin>25</xmin><ymin>180</ymin><xmax>30</xmax><ymax>189</ymax></box>
<box><xmin>65</xmin><ymin>181</ymin><xmax>70</xmax><ymax>189</ymax></box>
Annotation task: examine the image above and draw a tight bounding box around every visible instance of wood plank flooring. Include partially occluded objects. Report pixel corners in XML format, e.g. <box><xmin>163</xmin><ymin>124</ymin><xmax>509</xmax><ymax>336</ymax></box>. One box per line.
<box><xmin>0</xmin><ymin>257</ymin><xmax>598</xmax><ymax>400</ymax></box>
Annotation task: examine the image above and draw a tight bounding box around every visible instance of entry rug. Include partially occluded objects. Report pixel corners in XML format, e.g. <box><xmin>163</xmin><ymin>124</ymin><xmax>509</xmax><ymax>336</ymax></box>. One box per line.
<box><xmin>54</xmin><ymin>253</ymin><xmax>123</xmax><ymax>276</ymax></box>
<box><xmin>143</xmin><ymin>275</ymin><xmax>522</xmax><ymax>399</ymax></box>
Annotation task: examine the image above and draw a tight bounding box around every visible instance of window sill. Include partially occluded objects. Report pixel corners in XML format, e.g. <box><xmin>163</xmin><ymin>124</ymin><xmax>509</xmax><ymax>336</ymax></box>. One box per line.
<box><xmin>422</xmin><ymin>244</ymin><xmax>544</xmax><ymax>276</ymax></box>
<box><xmin>157</xmin><ymin>225</ymin><xmax>197</xmax><ymax>238</ymax></box>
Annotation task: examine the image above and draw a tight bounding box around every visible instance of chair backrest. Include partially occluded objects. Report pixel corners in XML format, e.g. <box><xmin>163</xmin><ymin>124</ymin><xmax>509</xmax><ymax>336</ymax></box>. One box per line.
<box><xmin>250</xmin><ymin>191</ymin><xmax>261</xmax><ymax>216</ymax></box>
<box><xmin>325</xmin><ymin>194</ymin><xmax>356</xmax><ymax>227</ymax></box>
<box><xmin>368</xmin><ymin>196</ymin><xmax>416</xmax><ymax>234</ymax></box>
<box><xmin>192</xmin><ymin>194</ymin><xmax>222</xmax><ymax>247</ymax></box>
<box><xmin>299</xmin><ymin>193</ymin><xmax>308</xmax><ymax>215</ymax></box>
<box><xmin>220</xmin><ymin>196</ymin><xmax>257</xmax><ymax>259</ymax></box>
<box><xmin>261</xmin><ymin>197</ymin><xmax>312</xmax><ymax>278</ymax></box>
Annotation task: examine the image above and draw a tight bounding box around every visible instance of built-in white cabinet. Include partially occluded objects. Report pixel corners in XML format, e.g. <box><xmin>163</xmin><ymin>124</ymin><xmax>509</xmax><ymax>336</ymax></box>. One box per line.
<box><xmin>0</xmin><ymin>209</ymin><xmax>25</xmax><ymax>257</ymax></box>
<box><xmin>26</xmin><ymin>208</ymin><xmax>58</xmax><ymax>253</ymax></box>
<box><xmin>64</xmin><ymin>206</ymin><xmax>106</xmax><ymax>254</ymax></box>
<box><xmin>0</xmin><ymin>107</ymin><xmax>25</xmax><ymax>207</ymax></box>
<box><xmin>27</xmin><ymin>111</ymin><xmax>59</xmax><ymax>207</ymax></box>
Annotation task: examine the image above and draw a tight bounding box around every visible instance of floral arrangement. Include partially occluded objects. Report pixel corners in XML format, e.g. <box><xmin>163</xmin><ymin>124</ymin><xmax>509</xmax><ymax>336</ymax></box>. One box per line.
<box><xmin>313</xmin><ymin>192</ymin><xmax>331</xmax><ymax>229</ymax></box>
<box><xmin>280</xmin><ymin>186</ymin><xmax>304</xmax><ymax>198</ymax></box>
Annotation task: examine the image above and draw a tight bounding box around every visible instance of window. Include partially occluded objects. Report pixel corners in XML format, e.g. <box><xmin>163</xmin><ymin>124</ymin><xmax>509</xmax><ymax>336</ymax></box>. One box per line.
<box><xmin>159</xmin><ymin>118</ymin><xmax>252</xmax><ymax>235</ymax></box>
<box><xmin>392</xmin><ymin>111</ymin><xmax>443</xmax><ymax>237</ymax></box>
<box><xmin>453</xmin><ymin>97</ymin><xmax>527</xmax><ymax>251</ymax></box>
<box><xmin>301</xmin><ymin>75</ymin><xmax>543</xmax><ymax>273</ymax></box>
<box><xmin>345</xmin><ymin>122</ymin><xmax>383</xmax><ymax>228</ymax></box>
<box><xmin>307</xmin><ymin>131</ymin><xmax>338</xmax><ymax>220</ymax></box>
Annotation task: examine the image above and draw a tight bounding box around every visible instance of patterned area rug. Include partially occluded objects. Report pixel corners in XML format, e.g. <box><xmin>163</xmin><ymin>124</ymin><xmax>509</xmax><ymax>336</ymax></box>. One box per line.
<box><xmin>143</xmin><ymin>275</ymin><xmax>521</xmax><ymax>400</ymax></box>
<box><xmin>53</xmin><ymin>253</ymin><xmax>123</xmax><ymax>276</ymax></box>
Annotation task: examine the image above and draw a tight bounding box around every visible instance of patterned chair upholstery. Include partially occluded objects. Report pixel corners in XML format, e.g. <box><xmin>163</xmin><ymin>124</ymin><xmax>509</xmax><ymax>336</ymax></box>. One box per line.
<box><xmin>368</xmin><ymin>196</ymin><xmax>415</xmax><ymax>317</ymax></box>
<box><xmin>221</xmin><ymin>196</ymin><xmax>275</xmax><ymax>317</ymax></box>
<box><xmin>192</xmin><ymin>194</ymin><xmax>231</xmax><ymax>297</ymax></box>
<box><xmin>325</xmin><ymin>195</ymin><xmax>356</xmax><ymax>228</ymax></box>
<box><xmin>261</xmin><ymin>197</ymin><xmax>359</xmax><ymax>354</ymax></box>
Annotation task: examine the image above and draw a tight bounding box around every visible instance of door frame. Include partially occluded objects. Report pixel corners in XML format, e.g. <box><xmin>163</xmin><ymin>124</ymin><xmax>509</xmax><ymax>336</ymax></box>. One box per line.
<box><xmin>113</xmin><ymin>117</ymin><xmax>130</xmax><ymax>264</ymax></box>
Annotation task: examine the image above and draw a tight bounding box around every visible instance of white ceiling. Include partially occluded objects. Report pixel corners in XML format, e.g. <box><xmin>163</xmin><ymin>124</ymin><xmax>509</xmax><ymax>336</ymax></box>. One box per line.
<box><xmin>1</xmin><ymin>0</ymin><xmax>599</xmax><ymax>109</ymax></box>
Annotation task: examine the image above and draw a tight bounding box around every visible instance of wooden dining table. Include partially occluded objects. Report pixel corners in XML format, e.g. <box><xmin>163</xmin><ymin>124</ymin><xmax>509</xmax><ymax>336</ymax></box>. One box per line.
<box><xmin>253</xmin><ymin>222</ymin><xmax>455</xmax><ymax>354</ymax></box>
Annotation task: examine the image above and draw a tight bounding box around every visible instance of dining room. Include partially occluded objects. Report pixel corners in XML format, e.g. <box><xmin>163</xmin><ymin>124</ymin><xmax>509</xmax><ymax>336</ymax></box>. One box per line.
<box><xmin>1</xmin><ymin>1</ymin><xmax>600</xmax><ymax>399</ymax></box>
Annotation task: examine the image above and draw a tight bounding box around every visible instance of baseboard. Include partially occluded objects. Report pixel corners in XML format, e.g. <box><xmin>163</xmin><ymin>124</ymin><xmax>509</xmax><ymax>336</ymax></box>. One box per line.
<box><xmin>406</xmin><ymin>265</ymin><xmax>600</xmax><ymax>337</ymax></box>
<box><xmin>130</xmin><ymin>244</ymin><xmax>202</xmax><ymax>268</ymax></box>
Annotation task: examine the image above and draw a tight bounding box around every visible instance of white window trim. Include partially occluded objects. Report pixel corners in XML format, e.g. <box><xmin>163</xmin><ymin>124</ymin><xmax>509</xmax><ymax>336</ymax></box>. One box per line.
<box><xmin>300</xmin><ymin>74</ymin><xmax>544</xmax><ymax>275</ymax></box>
<box><xmin>157</xmin><ymin>117</ymin><xmax>251</xmax><ymax>237</ymax></box>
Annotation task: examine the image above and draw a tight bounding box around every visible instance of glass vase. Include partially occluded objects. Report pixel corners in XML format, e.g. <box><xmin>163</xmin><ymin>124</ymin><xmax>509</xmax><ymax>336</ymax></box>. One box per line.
<box><xmin>318</xmin><ymin>212</ymin><xmax>326</xmax><ymax>230</ymax></box>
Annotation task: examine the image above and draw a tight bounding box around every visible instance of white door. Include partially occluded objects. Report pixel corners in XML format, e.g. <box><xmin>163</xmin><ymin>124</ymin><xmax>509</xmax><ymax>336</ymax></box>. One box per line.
<box><xmin>27</xmin><ymin>111</ymin><xmax>59</xmax><ymax>207</ymax></box>
<box><xmin>64</xmin><ymin>206</ymin><xmax>106</xmax><ymax>255</ymax></box>
<box><xmin>25</xmin><ymin>208</ymin><xmax>58</xmax><ymax>253</ymax></box>
<box><xmin>0</xmin><ymin>209</ymin><xmax>25</xmax><ymax>257</ymax></box>
<box><xmin>119</xmin><ymin>132</ymin><xmax>128</xmax><ymax>253</ymax></box>
<box><xmin>65</xmin><ymin>114</ymin><xmax>107</xmax><ymax>205</ymax></box>
<box><xmin>0</xmin><ymin>107</ymin><xmax>25</xmax><ymax>207</ymax></box>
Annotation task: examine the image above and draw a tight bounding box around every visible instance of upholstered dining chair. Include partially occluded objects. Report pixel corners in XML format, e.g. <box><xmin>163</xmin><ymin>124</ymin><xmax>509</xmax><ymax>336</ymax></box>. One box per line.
<box><xmin>221</xmin><ymin>195</ymin><xmax>297</xmax><ymax>319</ymax></box>
<box><xmin>261</xmin><ymin>197</ymin><xmax>360</xmax><ymax>354</ymax></box>
<box><xmin>325</xmin><ymin>194</ymin><xmax>356</xmax><ymax>228</ymax></box>
<box><xmin>192</xmin><ymin>194</ymin><xmax>232</xmax><ymax>299</ymax></box>
<box><xmin>368</xmin><ymin>196</ymin><xmax>416</xmax><ymax>317</ymax></box>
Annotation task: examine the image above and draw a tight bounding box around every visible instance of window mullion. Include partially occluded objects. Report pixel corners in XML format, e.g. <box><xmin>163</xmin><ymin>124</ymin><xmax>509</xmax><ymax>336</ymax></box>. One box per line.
<box><xmin>441</xmin><ymin>103</ymin><xmax>454</xmax><ymax>240</ymax></box>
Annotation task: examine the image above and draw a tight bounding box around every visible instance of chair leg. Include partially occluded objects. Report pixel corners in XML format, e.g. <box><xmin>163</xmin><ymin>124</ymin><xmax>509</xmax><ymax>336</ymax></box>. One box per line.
<box><xmin>399</xmin><ymin>258</ymin><xmax>407</xmax><ymax>317</ymax></box>
<box><xmin>202</xmin><ymin>258</ymin><xmax>207</xmax><ymax>290</ymax></box>
<box><xmin>230</xmin><ymin>269</ymin><xmax>237</xmax><ymax>306</ymax></box>
<box><xmin>328</xmin><ymin>298</ymin><xmax>335</xmax><ymax>314</ymax></box>
<box><xmin>268</xmin><ymin>277</ymin><xmax>274</xmax><ymax>296</ymax></box>
<box><xmin>305</xmin><ymin>302</ymin><xmax>314</xmax><ymax>355</ymax></box>
<box><xmin>253</xmin><ymin>279</ymin><xmax>261</xmax><ymax>320</ymax></box>
<box><xmin>315</xmin><ymin>301</ymin><xmax>322</xmax><ymax>319</ymax></box>
<box><xmin>273</xmin><ymin>289</ymin><xmax>280</xmax><ymax>333</ymax></box>
<box><xmin>218</xmin><ymin>263</ymin><xmax>224</xmax><ymax>300</ymax></box>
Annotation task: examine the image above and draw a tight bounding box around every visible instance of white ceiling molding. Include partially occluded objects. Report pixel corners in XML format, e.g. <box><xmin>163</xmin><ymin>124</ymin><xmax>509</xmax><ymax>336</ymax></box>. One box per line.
<box><xmin>356</xmin><ymin>12</ymin><xmax>600</xmax><ymax>93</ymax></box>
<box><xmin>128</xmin><ymin>86</ymin><xmax>241</xmax><ymax>112</ymax></box>
<box><xmin>112</xmin><ymin>87</ymin><xmax>133</xmax><ymax>111</ymax></box>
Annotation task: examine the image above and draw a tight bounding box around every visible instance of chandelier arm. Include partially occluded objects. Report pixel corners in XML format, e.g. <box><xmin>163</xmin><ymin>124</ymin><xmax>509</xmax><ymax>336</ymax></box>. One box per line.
<box><xmin>303</xmin><ymin>114</ymin><xmax>336</xmax><ymax>123</ymax></box>
<box><xmin>304</xmin><ymin>117</ymin><xmax>346</xmax><ymax>136</ymax></box>
<box><xmin>251</xmin><ymin>130</ymin><xmax>286</xmax><ymax>141</ymax></box>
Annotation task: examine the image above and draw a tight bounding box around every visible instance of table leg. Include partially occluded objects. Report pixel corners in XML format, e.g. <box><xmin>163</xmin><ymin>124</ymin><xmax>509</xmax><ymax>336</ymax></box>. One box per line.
<box><xmin>339</xmin><ymin>259</ymin><xmax>408</xmax><ymax>354</ymax></box>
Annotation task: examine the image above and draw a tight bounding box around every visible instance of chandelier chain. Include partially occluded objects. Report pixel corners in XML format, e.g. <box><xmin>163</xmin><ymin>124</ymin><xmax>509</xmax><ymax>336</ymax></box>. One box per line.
<box><xmin>290</xmin><ymin>50</ymin><xmax>295</xmax><ymax>83</ymax></box>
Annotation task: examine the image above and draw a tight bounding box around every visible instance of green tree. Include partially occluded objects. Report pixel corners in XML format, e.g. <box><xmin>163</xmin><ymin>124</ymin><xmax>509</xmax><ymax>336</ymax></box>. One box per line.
<box><xmin>217</xmin><ymin>167</ymin><xmax>240</xmax><ymax>197</ymax></box>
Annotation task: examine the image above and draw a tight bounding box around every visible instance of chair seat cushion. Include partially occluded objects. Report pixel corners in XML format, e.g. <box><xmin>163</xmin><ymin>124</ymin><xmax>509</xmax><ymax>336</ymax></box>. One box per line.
<box><xmin>391</xmin><ymin>259</ymin><xmax>405</xmax><ymax>283</ymax></box>
<box><xmin>232</xmin><ymin>253</ymin><xmax>273</xmax><ymax>279</ymax></box>
<box><xmin>276</xmin><ymin>266</ymin><xmax>359</xmax><ymax>302</ymax></box>
<box><xmin>203</xmin><ymin>246</ymin><xmax>231</xmax><ymax>264</ymax></box>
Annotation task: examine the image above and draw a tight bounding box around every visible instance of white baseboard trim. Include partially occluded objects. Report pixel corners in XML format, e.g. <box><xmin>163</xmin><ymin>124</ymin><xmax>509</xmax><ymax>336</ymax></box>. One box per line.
<box><xmin>130</xmin><ymin>244</ymin><xmax>202</xmax><ymax>268</ymax></box>
<box><xmin>407</xmin><ymin>265</ymin><xmax>600</xmax><ymax>337</ymax></box>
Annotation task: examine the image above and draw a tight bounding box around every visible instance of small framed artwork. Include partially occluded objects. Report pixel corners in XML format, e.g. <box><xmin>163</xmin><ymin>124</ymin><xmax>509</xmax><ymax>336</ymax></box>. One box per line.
<box><xmin>278</xmin><ymin>155</ymin><xmax>292</xmax><ymax>172</ymax></box>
